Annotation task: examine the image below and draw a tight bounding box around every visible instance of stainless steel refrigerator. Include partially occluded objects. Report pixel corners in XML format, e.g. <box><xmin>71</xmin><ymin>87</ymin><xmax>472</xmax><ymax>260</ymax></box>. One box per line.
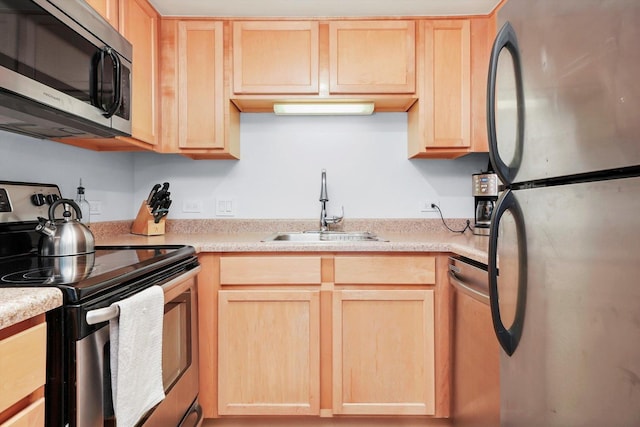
<box><xmin>487</xmin><ymin>0</ymin><xmax>640</xmax><ymax>425</ymax></box>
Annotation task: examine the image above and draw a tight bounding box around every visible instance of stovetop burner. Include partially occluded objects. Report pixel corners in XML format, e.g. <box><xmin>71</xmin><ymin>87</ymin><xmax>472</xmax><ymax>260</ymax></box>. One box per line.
<box><xmin>2</xmin><ymin>266</ymin><xmax>97</xmax><ymax>284</ymax></box>
<box><xmin>1</xmin><ymin>253</ymin><xmax>98</xmax><ymax>285</ymax></box>
<box><xmin>0</xmin><ymin>245</ymin><xmax>197</xmax><ymax>302</ymax></box>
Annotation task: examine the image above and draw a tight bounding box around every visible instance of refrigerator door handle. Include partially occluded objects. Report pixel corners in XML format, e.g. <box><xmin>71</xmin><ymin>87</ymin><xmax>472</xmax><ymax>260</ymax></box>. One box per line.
<box><xmin>487</xmin><ymin>22</ymin><xmax>525</xmax><ymax>186</ymax></box>
<box><xmin>488</xmin><ymin>189</ymin><xmax>527</xmax><ymax>356</ymax></box>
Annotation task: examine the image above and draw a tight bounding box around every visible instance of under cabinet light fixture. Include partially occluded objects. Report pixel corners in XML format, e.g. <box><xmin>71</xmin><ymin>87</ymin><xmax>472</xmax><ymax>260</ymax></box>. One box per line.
<box><xmin>273</xmin><ymin>102</ymin><xmax>375</xmax><ymax>116</ymax></box>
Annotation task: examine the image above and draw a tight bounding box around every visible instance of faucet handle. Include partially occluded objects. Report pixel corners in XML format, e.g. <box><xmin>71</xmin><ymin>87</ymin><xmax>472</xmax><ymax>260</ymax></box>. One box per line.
<box><xmin>326</xmin><ymin>206</ymin><xmax>344</xmax><ymax>225</ymax></box>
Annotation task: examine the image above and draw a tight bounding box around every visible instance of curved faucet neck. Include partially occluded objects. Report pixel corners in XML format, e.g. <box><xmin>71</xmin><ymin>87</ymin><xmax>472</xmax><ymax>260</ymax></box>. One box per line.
<box><xmin>319</xmin><ymin>169</ymin><xmax>328</xmax><ymax>202</ymax></box>
<box><xmin>318</xmin><ymin>169</ymin><xmax>343</xmax><ymax>231</ymax></box>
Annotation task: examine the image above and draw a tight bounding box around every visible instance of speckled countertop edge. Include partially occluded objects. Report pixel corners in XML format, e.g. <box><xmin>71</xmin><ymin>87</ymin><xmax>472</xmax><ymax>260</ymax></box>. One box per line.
<box><xmin>0</xmin><ymin>288</ymin><xmax>62</xmax><ymax>330</ymax></box>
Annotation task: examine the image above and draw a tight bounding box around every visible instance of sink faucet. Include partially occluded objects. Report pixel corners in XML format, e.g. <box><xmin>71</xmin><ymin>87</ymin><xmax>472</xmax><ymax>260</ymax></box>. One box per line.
<box><xmin>319</xmin><ymin>169</ymin><xmax>344</xmax><ymax>231</ymax></box>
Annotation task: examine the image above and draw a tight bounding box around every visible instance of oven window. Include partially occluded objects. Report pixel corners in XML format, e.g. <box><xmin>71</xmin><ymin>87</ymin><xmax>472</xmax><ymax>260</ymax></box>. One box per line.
<box><xmin>163</xmin><ymin>290</ymin><xmax>192</xmax><ymax>391</ymax></box>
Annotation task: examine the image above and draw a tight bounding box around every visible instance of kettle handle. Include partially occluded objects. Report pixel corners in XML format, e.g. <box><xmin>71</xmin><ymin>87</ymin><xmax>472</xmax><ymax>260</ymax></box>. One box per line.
<box><xmin>49</xmin><ymin>199</ymin><xmax>82</xmax><ymax>221</ymax></box>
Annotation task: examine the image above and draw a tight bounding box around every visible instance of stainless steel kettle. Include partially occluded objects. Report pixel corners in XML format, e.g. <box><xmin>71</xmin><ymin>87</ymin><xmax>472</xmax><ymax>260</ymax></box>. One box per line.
<box><xmin>36</xmin><ymin>199</ymin><xmax>95</xmax><ymax>257</ymax></box>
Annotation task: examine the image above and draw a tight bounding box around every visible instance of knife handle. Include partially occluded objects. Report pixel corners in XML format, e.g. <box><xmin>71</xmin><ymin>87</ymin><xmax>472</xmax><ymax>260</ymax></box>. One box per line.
<box><xmin>146</xmin><ymin>183</ymin><xmax>161</xmax><ymax>205</ymax></box>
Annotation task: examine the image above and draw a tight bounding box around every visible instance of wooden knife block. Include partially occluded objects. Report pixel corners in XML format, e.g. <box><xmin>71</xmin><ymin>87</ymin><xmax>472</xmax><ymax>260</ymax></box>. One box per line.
<box><xmin>131</xmin><ymin>200</ymin><xmax>165</xmax><ymax>236</ymax></box>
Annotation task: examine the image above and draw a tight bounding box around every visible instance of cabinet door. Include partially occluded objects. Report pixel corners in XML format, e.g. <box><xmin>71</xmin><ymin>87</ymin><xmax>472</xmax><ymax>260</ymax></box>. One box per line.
<box><xmin>233</xmin><ymin>21</ymin><xmax>319</xmax><ymax>94</ymax></box>
<box><xmin>0</xmin><ymin>398</ymin><xmax>44</xmax><ymax>427</ymax></box>
<box><xmin>120</xmin><ymin>0</ymin><xmax>158</xmax><ymax>145</ymax></box>
<box><xmin>425</xmin><ymin>20</ymin><xmax>471</xmax><ymax>149</ymax></box>
<box><xmin>329</xmin><ymin>21</ymin><xmax>415</xmax><ymax>94</ymax></box>
<box><xmin>0</xmin><ymin>323</ymin><xmax>46</xmax><ymax>414</ymax></box>
<box><xmin>332</xmin><ymin>290</ymin><xmax>435</xmax><ymax>415</ymax></box>
<box><xmin>85</xmin><ymin>0</ymin><xmax>119</xmax><ymax>30</ymax></box>
<box><xmin>408</xmin><ymin>19</ymin><xmax>474</xmax><ymax>158</ymax></box>
<box><xmin>218</xmin><ymin>290</ymin><xmax>320</xmax><ymax>415</ymax></box>
<box><xmin>177</xmin><ymin>21</ymin><xmax>225</xmax><ymax>149</ymax></box>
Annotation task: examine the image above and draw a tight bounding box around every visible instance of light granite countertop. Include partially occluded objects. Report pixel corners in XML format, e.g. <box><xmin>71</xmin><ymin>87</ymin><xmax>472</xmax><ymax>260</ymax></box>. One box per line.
<box><xmin>1</xmin><ymin>219</ymin><xmax>489</xmax><ymax>330</ymax></box>
<box><xmin>0</xmin><ymin>288</ymin><xmax>63</xmax><ymax>330</ymax></box>
<box><xmin>94</xmin><ymin>218</ymin><xmax>490</xmax><ymax>264</ymax></box>
<box><xmin>96</xmin><ymin>230</ymin><xmax>489</xmax><ymax>263</ymax></box>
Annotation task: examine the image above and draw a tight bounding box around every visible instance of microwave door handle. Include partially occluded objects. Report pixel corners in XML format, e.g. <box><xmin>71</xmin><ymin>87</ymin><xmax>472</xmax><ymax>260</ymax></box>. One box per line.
<box><xmin>101</xmin><ymin>48</ymin><xmax>122</xmax><ymax>118</ymax></box>
<box><xmin>90</xmin><ymin>49</ymin><xmax>105</xmax><ymax>112</ymax></box>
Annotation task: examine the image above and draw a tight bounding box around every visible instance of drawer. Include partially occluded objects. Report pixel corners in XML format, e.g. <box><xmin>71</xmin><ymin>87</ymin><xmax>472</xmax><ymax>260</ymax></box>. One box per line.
<box><xmin>1</xmin><ymin>398</ymin><xmax>45</xmax><ymax>427</ymax></box>
<box><xmin>0</xmin><ymin>323</ymin><xmax>47</xmax><ymax>413</ymax></box>
<box><xmin>220</xmin><ymin>256</ymin><xmax>322</xmax><ymax>285</ymax></box>
<box><xmin>334</xmin><ymin>255</ymin><xmax>436</xmax><ymax>285</ymax></box>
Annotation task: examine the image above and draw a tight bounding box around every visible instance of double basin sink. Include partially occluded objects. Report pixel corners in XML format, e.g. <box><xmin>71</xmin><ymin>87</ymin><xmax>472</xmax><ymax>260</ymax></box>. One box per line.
<box><xmin>262</xmin><ymin>231</ymin><xmax>387</xmax><ymax>242</ymax></box>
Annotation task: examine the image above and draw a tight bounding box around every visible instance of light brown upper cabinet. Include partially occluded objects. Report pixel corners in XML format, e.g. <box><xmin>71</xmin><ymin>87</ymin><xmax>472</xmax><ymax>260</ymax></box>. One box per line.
<box><xmin>408</xmin><ymin>17</ymin><xmax>495</xmax><ymax>158</ymax></box>
<box><xmin>85</xmin><ymin>0</ymin><xmax>119</xmax><ymax>30</ymax></box>
<box><xmin>231</xmin><ymin>20</ymin><xmax>417</xmax><ymax>112</ymax></box>
<box><xmin>232</xmin><ymin>21</ymin><xmax>320</xmax><ymax>95</ymax></box>
<box><xmin>119</xmin><ymin>0</ymin><xmax>159</xmax><ymax>147</ymax></box>
<box><xmin>329</xmin><ymin>21</ymin><xmax>415</xmax><ymax>94</ymax></box>
<box><xmin>159</xmin><ymin>20</ymin><xmax>240</xmax><ymax>159</ymax></box>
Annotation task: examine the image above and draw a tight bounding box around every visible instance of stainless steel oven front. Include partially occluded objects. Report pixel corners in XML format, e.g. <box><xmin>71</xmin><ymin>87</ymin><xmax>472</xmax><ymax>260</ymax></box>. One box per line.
<box><xmin>74</xmin><ymin>266</ymin><xmax>202</xmax><ymax>427</ymax></box>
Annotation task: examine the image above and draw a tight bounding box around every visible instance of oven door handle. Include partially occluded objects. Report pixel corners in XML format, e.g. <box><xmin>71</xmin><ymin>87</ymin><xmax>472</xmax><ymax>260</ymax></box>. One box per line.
<box><xmin>86</xmin><ymin>266</ymin><xmax>201</xmax><ymax>325</ymax></box>
<box><xmin>86</xmin><ymin>305</ymin><xmax>120</xmax><ymax>325</ymax></box>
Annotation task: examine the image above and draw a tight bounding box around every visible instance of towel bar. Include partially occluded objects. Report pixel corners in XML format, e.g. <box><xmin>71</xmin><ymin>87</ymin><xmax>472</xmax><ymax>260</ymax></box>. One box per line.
<box><xmin>86</xmin><ymin>305</ymin><xmax>120</xmax><ymax>325</ymax></box>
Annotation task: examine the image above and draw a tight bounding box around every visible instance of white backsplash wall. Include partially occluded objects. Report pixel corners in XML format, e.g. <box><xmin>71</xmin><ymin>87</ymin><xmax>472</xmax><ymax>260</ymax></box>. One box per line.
<box><xmin>134</xmin><ymin>113</ymin><xmax>489</xmax><ymax>219</ymax></box>
<box><xmin>0</xmin><ymin>130</ymin><xmax>136</xmax><ymax>221</ymax></box>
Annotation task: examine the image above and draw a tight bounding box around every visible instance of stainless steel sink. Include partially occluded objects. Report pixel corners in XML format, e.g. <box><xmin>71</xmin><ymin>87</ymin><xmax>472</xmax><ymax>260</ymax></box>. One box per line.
<box><xmin>262</xmin><ymin>231</ymin><xmax>387</xmax><ymax>242</ymax></box>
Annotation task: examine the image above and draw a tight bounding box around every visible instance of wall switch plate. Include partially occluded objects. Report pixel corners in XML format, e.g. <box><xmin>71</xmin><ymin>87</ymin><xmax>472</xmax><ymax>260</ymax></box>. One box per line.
<box><xmin>215</xmin><ymin>198</ymin><xmax>236</xmax><ymax>217</ymax></box>
<box><xmin>420</xmin><ymin>199</ymin><xmax>440</xmax><ymax>213</ymax></box>
<box><xmin>89</xmin><ymin>201</ymin><xmax>102</xmax><ymax>215</ymax></box>
<box><xmin>183</xmin><ymin>199</ymin><xmax>204</xmax><ymax>213</ymax></box>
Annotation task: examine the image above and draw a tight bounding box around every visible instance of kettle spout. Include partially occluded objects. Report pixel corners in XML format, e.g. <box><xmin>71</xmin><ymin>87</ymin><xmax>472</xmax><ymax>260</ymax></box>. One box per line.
<box><xmin>35</xmin><ymin>217</ymin><xmax>56</xmax><ymax>238</ymax></box>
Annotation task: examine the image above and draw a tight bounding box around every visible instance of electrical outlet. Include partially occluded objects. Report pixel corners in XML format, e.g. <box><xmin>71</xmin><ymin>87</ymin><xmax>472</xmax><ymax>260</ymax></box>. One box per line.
<box><xmin>89</xmin><ymin>201</ymin><xmax>102</xmax><ymax>215</ymax></box>
<box><xmin>420</xmin><ymin>199</ymin><xmax>440</xmax><ymax>213</ymax></box>
<box><xmin>183</xmin><ymin>199</ymin><xmax>204</xmax><ymax>213</ymax></box>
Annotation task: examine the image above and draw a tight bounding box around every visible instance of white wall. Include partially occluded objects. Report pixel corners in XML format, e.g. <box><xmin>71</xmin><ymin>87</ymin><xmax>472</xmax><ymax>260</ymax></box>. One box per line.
<box><xmin>0</xmin><ymin>130</ymin><xmax>136</xmax><ymax>221</ymax></box>
<box><xmin>1</xmin><ymin>114</ymin><xmax>488</xmax><ymax>221</ymax></box>
<box><xmin>133</xmin><ymin>113</ymin><xmax>488</xmax><ymax>219</ymax></box>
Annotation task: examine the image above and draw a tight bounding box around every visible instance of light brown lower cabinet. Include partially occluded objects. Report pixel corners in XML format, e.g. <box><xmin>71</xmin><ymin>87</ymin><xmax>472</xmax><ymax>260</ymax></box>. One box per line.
<box><xmin>218</xmin><ymin>290</ymin><xmax>321</xmax><ymax>415</ymax></box>
<box><xmin>205</xmin><ymin>253</ymin><xmax>449</xmax><ymax>422</ymax></box>
<box><xmin>0</xmin><ymin>317</ymin><xmax>47</xmax><ymax>427</ymax></box>
<box><xmin>332</xmin><ymin>289</ymin><xmax>435</xmax><ymax>415</ymax></box>
<box><xmin>0</xmin><ymin>399</ymin><xmax>45</xmax><ymax>427</ymax></box>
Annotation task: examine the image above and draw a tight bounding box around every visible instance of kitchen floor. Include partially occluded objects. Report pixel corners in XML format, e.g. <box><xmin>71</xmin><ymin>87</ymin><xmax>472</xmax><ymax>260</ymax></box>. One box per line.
<box><xmin>202</xmin><ymin>419</ymin><xmax>453</xmax><ymax>427</ymax></box>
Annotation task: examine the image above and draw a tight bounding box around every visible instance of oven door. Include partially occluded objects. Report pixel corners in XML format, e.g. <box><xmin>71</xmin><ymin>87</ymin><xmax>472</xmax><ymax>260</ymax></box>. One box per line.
<box><xmin>141</xmin><ymin>268</ymin><xmax>202</xmax><ymax>427</ymax></box>
<box><xmin>73</xmin><ymin>266</ymin><xmax>201</xmax><ymax>427</ymax></box>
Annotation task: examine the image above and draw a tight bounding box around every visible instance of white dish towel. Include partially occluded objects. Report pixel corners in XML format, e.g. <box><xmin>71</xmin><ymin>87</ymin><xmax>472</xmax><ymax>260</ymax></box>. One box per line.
<box><xmin>110</xmin><ymin>285</ymin><xmax>165</xmax><ymax>427</ymax></box>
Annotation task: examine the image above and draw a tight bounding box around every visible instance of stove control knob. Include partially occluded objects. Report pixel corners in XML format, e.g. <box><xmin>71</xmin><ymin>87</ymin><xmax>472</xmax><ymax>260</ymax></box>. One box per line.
<box><xmin>46</xmin><ymin>194</ymin><xmax>60</xmax><ymax>205</ymax></box>
<box><xmin>31</xmin><ymin>193</ymin><xmax>46</xmax><ymax>206</ymax></box>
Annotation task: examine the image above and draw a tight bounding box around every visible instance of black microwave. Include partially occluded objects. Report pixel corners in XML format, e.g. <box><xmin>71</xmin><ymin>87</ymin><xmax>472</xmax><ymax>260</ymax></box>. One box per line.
<box><xmin>0</xmin><ymin>0</ymin><xmax>132</xmax><ymax>139</ymax></box>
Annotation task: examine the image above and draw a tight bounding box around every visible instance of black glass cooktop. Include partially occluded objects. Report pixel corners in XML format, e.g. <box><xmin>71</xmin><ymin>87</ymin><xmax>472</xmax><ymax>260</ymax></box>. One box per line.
<box><xmin>0</xmin><ymin>245</ymin><xmax>196</xmax><ymax>302</ymax></box>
